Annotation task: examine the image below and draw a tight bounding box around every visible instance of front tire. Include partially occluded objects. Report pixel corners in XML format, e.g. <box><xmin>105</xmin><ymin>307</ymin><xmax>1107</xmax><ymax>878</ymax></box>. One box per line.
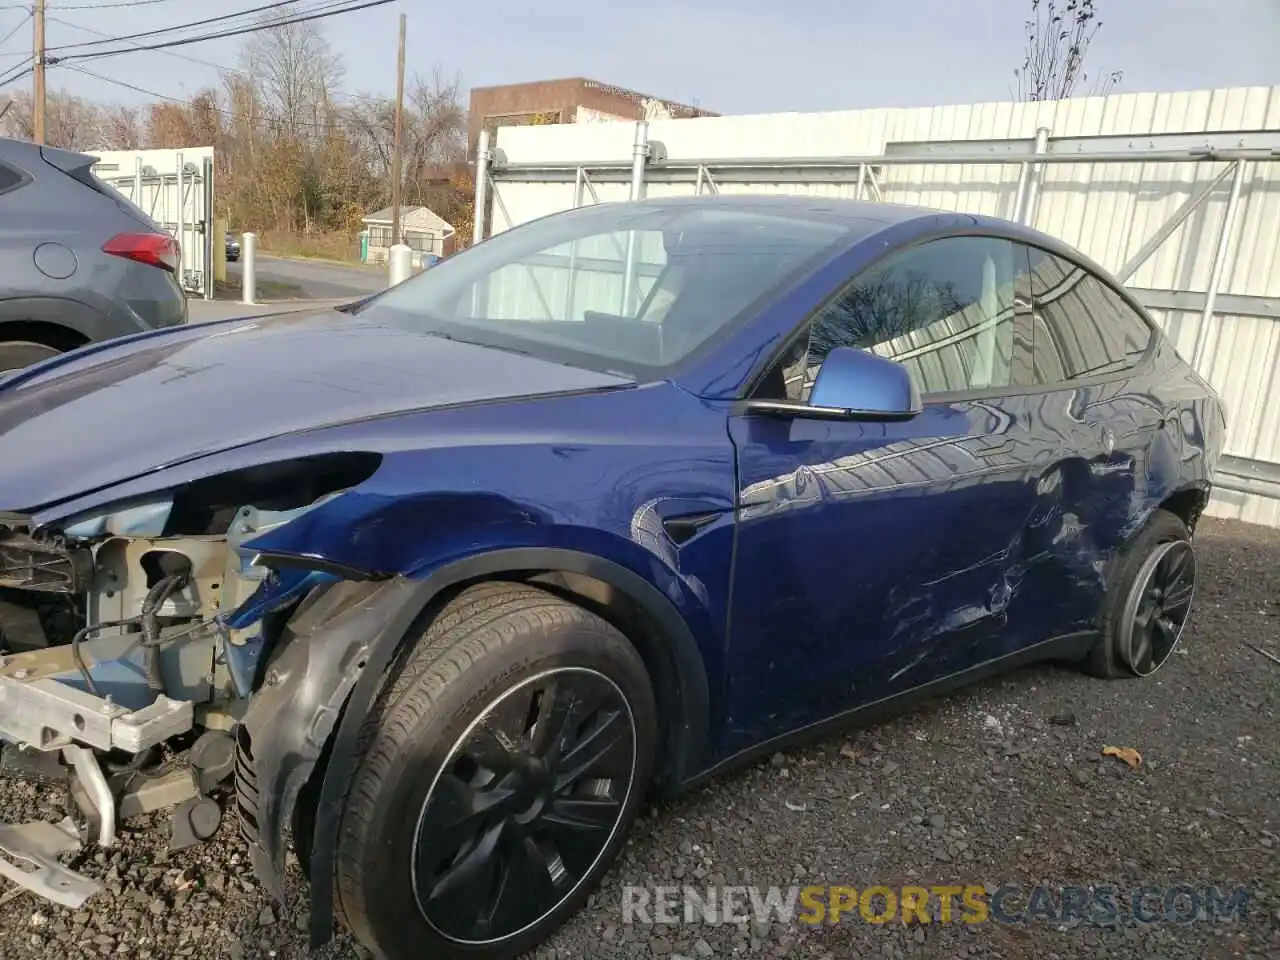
<box><xmin>336</xmin><ymin>582</ymin><xmax>657</xmax><ymax>960</ymax></box>
<box><xmin>1086</xmin><ymin>509</ymin><xmax>1197</xmax><ymax>679</ymax></box>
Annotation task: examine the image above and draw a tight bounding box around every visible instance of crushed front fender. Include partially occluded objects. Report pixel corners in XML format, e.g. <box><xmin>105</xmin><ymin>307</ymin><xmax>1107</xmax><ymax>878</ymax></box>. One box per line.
<box><xmin>235</xmin><ymin>576</ymin><xmax>418</xmax><ymax>902</ymax></box>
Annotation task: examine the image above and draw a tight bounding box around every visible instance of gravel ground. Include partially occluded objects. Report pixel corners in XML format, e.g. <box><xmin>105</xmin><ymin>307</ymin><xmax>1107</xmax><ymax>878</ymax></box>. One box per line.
<box><xmin>0</xmin><ymin>516</ymin><xmax>1275</xmax><ymax>960</ymax></box>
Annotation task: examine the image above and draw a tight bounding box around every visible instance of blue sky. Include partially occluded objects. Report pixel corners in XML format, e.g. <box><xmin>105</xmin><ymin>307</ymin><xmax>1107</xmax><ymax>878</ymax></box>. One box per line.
<box><xmin>0</xmin><ymin>0</ymin><xmax>1276</xmax><ymax>113</ymax></box>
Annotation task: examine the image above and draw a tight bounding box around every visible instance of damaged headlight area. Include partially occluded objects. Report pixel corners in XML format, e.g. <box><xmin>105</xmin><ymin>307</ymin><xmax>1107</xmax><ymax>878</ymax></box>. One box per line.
<box><xmin>0</xmin><ymin>452</ymin><xmax>380</xmax><ymax>907</ymax></box>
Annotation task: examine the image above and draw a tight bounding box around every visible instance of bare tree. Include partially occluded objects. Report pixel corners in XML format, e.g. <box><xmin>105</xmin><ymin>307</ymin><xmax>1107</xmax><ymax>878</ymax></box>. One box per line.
<box><xmin>1014</xmin><ymin>0</ymin><xmax>1121</xmax><ymax>101</ymax></box>
<box><xmin>99</xmin><ymin>104</ymin><xmax>143</xmax><ymax>149</ymax></box>
<box><xmin>342</xmin><ymin>69</ymin><xmax>467</xmax><ymax>209</ymax></box>
<box><xmin>0</xmin><ymin>89</ymin><xmax>109</xmax><ymax>150</ymax></box>
<box><xmin>0</xmin><ymin>9</ymin><xmax>473</xmax><ymax>252</ymax></box>
<box><xmin>237</xmin><ymin>2</ymin><xmax>344</xmax><ymax>139</ymax></box>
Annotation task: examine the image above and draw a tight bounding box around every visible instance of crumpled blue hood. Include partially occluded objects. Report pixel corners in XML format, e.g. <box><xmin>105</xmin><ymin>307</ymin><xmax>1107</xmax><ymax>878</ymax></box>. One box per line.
<box><xmin>0</xmin><ymin>307</ymin><xmax>630</xmax><ymax>512</ymax></box>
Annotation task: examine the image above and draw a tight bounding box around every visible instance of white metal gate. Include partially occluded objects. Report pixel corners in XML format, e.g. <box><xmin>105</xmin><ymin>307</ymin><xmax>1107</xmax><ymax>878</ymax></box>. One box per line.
<box><xmin>474</xmin><ymin>86</ymin><xmax>1280</xmax><ymax>527</ymax></box>
<box><xmin>90</xmin><ymin>147</ymin><xmax>216</xmax><ymax>300</ymax></box>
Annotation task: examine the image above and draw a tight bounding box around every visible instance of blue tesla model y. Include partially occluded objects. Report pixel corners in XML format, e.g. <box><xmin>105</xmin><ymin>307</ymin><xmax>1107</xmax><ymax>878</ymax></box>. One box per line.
<box><xmin>0</xmin><ymin>196</ymin><xmax>1224</xmax><ymax>958</ymax></box>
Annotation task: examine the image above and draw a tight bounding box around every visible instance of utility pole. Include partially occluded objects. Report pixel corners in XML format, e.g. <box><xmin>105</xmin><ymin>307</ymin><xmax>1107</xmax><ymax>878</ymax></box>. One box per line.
<box><xmin>389</xmin><ymin>12</ymin><xmax>406</xmax><ymax>247</ymax></box>
<box><xmin>32</xmin><ymin>0</ymin><xmax>46</xmax><ymax>144</ymax></box>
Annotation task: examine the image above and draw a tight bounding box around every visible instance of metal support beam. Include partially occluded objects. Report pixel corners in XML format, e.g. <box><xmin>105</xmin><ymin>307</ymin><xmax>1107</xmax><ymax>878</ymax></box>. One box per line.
<box><xmin>1214</xmin><ymin>471</ymin><xmax>1280</xmax><ymax>501</ymax></box>
<box><xmin>1221</xmin><ymin>454</ymin><xmax>1280</xmax><ymax>486</ymax></box>
<box><xmin>628</xmin><ymin>120</ymin><xmax>650</xmax><ymax>202</ymax></box>
<box><xmin>1191</xmin><ymin>159</ymin><xmax>1249</xmax><ymax>370</ymax></box>
<box><xmin>1115</xmin><ymin>163</ymin><xmax>1237</xmax><ymax>283</ymax></box>
<box><xmin>865</xmin><ymin>166</ymin><xmax>884</xmax><ymax>202</ymax></box>
<box><xmin>883</xmin><ymin>130</ymin><xmax>1280</xmax><ymax>159</ymax></box>
<box><xmin>493</xmin><ymin>146</ymin><xmax>1280</xmax><ymax>183</ymax></box>
<box><xmin>1019</xmin><ymin>126</ymin><xmax>1051</xmax><ymax>226</ymax></box>
<box><xmin>174</xmin><ymin>153</ymin><xmax>184</xmax><ymax>293</ymax></box>
<box><xmin>472</xmin><ymin>129</ymin><xmax>491</xmax><ymax>246</ymax></box>
<box><xmin>202</xmin><ymin>156</ymin><xmax>214</xmax><ymax>301</ymax></box>
<box><xmin>1128</xmin><ymin>288</ymin><xmax>1280</xmax><ymax>321</ymax></box>
<box><xmin>621</xmin><ymin>121</ymin><xmax>649</xmax><ymax>313</ymax></box>
<box><xmin>695</xmin><ymin>163</ymin><xmax>719</xmax><ymax>196</ymax></box>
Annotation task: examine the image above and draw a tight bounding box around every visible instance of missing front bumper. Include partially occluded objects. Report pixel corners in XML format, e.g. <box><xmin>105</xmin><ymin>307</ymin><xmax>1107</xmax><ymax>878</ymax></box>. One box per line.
<box><xmin>0</xmin><ymin>645</ymin><xmax>192</xmax><ymax>753</ymax></box>
<box><xmin>0</xmin><ymin>513</ymin><xmax>92</xmax><ymax>594</ymax></box>
<box><xmin>0</xmin><ymin>818</ymin><xmax>101</xmax><ymax>909</ymax></box>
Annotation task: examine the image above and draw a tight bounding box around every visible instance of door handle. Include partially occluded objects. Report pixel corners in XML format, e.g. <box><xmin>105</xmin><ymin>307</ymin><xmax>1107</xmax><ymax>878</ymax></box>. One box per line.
<box><xmin>1088</xmin><ymin>421</ymin><xmax>1115</xmax><ymax>455</ymax></box>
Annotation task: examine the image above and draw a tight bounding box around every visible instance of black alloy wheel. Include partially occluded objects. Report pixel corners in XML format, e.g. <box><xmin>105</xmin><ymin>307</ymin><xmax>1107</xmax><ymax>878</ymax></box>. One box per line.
<box><xmin>411</xmin><ymin>667</ymin><xmax>637</xmax><ymax>944</ymax></box>
<box><xmin>1118</xmin><ymin>538</ymin><xmax>1196</xmax><ymax>676</ymax></box>
<box><xmin>335</xmin><ymin>581</ymin><xmax>657</xmax><ymax>960</ymax></box>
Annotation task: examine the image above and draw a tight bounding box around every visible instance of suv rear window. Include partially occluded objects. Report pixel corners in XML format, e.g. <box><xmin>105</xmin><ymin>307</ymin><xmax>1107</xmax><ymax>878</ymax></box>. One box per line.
<box><xmin>89</xmin><ymin>172</ymin><xmax>160</xmax><ymax>227</ymax></box>
<box><xmin>40</xmin><ymin>146</ymin><xmax>162</xmax><ymax>231</ymax></box>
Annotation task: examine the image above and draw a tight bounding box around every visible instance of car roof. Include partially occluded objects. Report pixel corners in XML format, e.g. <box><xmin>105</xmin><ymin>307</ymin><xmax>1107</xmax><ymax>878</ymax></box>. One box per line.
<box><xmin>624</xmin><ymin>193</ymin><xmax>926</xmax><ymax>231</ymax></box>
<box><xmin>619</xmin><ymin>193</ymin><xmax>1091</xmax><ymax>269</ymax></box>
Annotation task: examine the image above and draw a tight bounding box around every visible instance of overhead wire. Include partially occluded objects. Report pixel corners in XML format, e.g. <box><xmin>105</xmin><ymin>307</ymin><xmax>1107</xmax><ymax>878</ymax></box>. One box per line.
<box><xmin>64</xmin><ymin>63</ymin><xmax>384</xmax><ymax>137</ymax></box>
<box><xmin>47</xmin><ymin>14</ymin><xmax>243</xmax><ymax>75</ymax></box>
<box><xmin>51</xmin><ymin>0</ymin><xmax>186</xmax><ymax>9</ymax></box>
<box><xmin>0</xmin><ymin>57</ymin><xmax>31</xmax><ymax>87</ymax></box>
<box><xmin>45</xmin><ymin>0</ymin><xmax>310</xmax><ymax>51</ymax></box>
<box><xmin>48</xmin><ymin>0</ymin><xmax>398</xmax><ymax>67</ymax></box>
<box><xmin>4</xmin><ymin>0</ymin><xmax>405</xmax><ymax>136</ymax></box>
<box><xmin>45</xmin><ymin>0</ymin><xmax>387</xmax><ymax>57</ymax></box>
<box><xmin>0</xmin><ymin>9</ymin><xmax>30</xmax><ymax>49</ymax></box>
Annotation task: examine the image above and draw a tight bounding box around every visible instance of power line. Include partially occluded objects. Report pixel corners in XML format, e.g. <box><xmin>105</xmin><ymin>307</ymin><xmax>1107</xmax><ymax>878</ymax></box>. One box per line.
<box><xmin>46</xmin><ymin>13</ymin><xmax>241</xmax><ymax>75</ymax></box>
<box><xmin>62</xmin><ymin>63</ymin><xmax>187</xmax><ymax>101</ymax></box>
<box><xmin>45</xmin><ymin>0</ymin><xmax>343</xmax><ymax>52</ymax></box>
<box><xmin>61</xmin><ymin>62</ymin><xmax>378</xmax><ymax>135</ymax></box>
<box><xmin>48</xmin><ymin>0</ymin><xmax>398</xmax><ymax>67</ymax></box>
<box><xmin>51</xmin><ymin>0</ymin><xmax>184</xmax><ymax>9</ymax></box>
<box><xmin>0</xmin><ymin>11</ymin><xmax>30</xmax><ymax>49</ymax></box>
<box><xmin>0</xmin><ymin>56</ymin><xmax>30</xmax><ymax>86</ymax></box>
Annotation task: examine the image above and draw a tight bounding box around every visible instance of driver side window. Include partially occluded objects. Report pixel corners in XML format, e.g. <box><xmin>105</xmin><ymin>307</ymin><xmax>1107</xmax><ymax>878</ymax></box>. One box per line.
<box><xmin>759</xmin><ymin>235</ymin><xmax>1035</xmax><ymax>402</ymax></box>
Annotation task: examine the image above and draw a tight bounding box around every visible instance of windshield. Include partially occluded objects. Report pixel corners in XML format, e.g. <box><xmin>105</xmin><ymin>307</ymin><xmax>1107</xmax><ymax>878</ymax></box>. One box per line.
<box><xmin>360</xmin><ymin>202</ymin><xmax>850</xmax><ymax>376</ymax></box>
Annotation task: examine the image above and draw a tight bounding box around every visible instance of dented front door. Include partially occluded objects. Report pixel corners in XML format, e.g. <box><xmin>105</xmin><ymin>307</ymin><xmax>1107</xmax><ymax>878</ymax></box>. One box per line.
<box><xmin>723</xmin><ymin>399</ymin><xmax>1046</xmax><ymax>751</ymax></box>
<box><xmin>719</xmin><ymin>233</ymin><xmax>1056</xmax><ymax>752</ymax></box>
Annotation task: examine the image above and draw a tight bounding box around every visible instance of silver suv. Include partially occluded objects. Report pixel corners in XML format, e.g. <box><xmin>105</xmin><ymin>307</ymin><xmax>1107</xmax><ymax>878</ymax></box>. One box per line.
<box><xmin>0</xmin><ymin>138</ymin><xmax>187</xmax><ymax>372</ymax></box>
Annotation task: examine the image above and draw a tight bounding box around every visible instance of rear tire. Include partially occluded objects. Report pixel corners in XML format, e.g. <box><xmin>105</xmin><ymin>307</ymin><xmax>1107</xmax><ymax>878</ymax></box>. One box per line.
<box><xmin>0</xmin><ymin>340</ymin><xmax>62</xmax><ymax>373</ymax></box>
<box><xmin>1085</xmin><ymin>509</ymin><xmax>1196</xmax><ymax>679</ymax></box>
<box><xmin>336</xmin><ymin>582</ymin><xmax>657</xmax><ymax>960</ymax></box>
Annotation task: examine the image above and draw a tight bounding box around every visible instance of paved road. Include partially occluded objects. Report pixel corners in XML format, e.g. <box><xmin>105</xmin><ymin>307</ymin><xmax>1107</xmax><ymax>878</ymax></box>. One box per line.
<box><xmin>228</xmin><ymin>253</ymin><xmax>389</xmax><ymax>299</ymax></box>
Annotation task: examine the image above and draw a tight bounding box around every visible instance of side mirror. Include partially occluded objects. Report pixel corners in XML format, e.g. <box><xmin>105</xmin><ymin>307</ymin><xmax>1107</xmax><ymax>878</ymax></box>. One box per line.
<box><xmin>744</xmin><ymin>346</ymin><xmax>922</xmax><ymax>422</ymax></box>
<box><xmin>808</xmin><ymin>346</ymin><xmax>922</xmax><ymax>420</ymax></box>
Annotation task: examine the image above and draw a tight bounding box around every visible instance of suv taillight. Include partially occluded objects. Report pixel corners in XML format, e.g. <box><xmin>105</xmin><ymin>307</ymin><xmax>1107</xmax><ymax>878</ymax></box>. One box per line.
<box><xmin>102</xmin><ymin>232</ymin><xmax>180</xmax><ymax>272</ymax></box>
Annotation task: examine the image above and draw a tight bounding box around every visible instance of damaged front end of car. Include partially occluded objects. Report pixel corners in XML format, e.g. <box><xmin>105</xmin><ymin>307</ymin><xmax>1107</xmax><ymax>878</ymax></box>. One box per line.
<box><xmin>0</xmin><ymin>451</ymin><xmax>401</xmax><ymax>916</ymax></box>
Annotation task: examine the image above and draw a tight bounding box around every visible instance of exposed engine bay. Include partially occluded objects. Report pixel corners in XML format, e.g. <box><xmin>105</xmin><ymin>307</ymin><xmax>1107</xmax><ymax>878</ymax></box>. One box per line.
<box><xmin>0</xmin><ymin>455</ymin><xmax>375</xmax><ymax>907</ymax></box>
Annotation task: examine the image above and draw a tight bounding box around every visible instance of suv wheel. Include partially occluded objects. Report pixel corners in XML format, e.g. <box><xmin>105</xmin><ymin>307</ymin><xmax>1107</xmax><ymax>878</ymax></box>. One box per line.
<box><xmin>1086</xmin><ymin>508</ymin><xmax>1196</xmax><ymax>678</ymax></box>
<box><xmin>0</xmin><ymin>340</ymin><xmax>62</xmax><ymax>373</ymax></box>
<box><xmin>336</xmin><ymin>582</ymin><xmax>657</xmax><ymax>959</ymax></box>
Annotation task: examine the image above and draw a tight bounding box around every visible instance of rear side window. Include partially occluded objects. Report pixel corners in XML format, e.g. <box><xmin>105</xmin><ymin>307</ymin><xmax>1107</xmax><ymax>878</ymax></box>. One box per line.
<box><xmin>1027</xmin><ymin>248</ymin><xmax>1153</xmax><ymax>383</ymax></box>
<box><xmin>0</xmin><ymin>162</ymin><xmax>26</xmax><ymax>196</ymax></box>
